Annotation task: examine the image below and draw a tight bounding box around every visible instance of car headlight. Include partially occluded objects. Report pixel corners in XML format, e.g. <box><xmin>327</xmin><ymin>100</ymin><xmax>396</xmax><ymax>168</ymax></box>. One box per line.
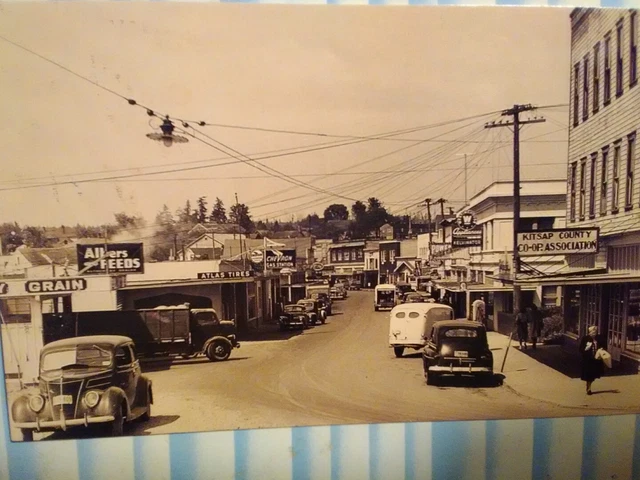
<box><xmin>28</xmin><ymin>395</ymin><xmax>45</xmax><ymax>413</ymax></box>
<box><xmin>84</xmin><ymin>391</ymin><xmax>101</xmax><ymax>409</ymax></box>
<box><xmin>440</xmin><ymin>345</ymin><xmax>452</xmax><ymax>356</ymax></box>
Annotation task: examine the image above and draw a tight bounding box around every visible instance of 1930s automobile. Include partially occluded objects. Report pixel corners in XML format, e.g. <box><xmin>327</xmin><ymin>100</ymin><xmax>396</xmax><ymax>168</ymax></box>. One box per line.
<box><xmin>422</xmin><ymin>320</ymin><xmax>494</xmax><ymax>385</ymax></box>
<box><xmin>297</xmin><ymin>298</ymin><xmax>327</xmax><ymax>324</ymax></box>
<box><xmin>11</xmin><ymin>335</ymin><xmax>152</xmax><ymax>441</ymax></box>
<box><xmin>278</xmin><ymin>304</ymin><xmax>312</xmax><ymax>331</ymax></box>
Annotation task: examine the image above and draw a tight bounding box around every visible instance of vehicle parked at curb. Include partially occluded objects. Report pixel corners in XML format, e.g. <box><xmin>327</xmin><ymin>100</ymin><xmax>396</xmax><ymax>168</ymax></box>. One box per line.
<box><xmin>297</xmin><ymin>298</ymin><xmax>327</xmax><ymax>324</ymax></box>
<box><xmin>11</xmin><ymin>335</ymin><xmax>152</xmax><ymax>441</ymax></box>
<box><xmin>374</xmin><ymin>284</ymin><xmax>397</xmax><ymax>311</ymax></box>
<box><xmin>43</xmin><ymin>304</ymin><xmax>239</xmax><ymax>362</ymax></box>
<box><xmin>309</xmin><ymin>291</ymin><xmax>333</xmax><ymax>316</ymax></box>
<box><xmin>389</xmin><ymin>303</ymin><xmax>454</xmax><ymax>357</ymax></box>
<box><xmin>422</xmin><ymin>320</ymin><xmax>494</xmax><ymax>385</ymax></box>
<box><xmin>279</xmin><ymin>304</ymin><xmax>312</xmax><ymax>331</ymax></box>
<box><xmin>330</xmin><ymin>285</ymin><xmax>347</xmax><ymax>300</ymax></box>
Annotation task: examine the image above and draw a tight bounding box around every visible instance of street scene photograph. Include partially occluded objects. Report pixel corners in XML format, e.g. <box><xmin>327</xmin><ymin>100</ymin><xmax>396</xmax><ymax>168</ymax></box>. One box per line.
<box><xmin>1</xmin><ymin>4</ymin><xmax>639</xmax><ymax>442</ymax></box>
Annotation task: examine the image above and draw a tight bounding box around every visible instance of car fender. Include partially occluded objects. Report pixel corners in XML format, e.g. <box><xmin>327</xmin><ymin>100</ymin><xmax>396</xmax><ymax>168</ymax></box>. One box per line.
<box><xmin>135</xmin><ymin>376</ymin><xmax>153</xmax><ymax>406</ymax></box>
<box><xmin>11</xmin><ymin>394</ymin><xmax>38</xmax><ymax>423</ymax></box>
<box><xmin>94</xmin><ymin>387</ymin><xmax>129</xmax><ymax>419</ymax></box>
<box><xmin>202</xmin><ymin>336</ymin><xmax>233</xmax><ymax>353</ymax></box>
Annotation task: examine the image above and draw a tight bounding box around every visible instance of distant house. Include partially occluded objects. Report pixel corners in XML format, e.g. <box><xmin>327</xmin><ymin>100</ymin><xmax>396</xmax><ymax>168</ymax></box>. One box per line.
<box><xmin>179</xmin><ymin>223</ymin><xmax>247</xmax><ymax>261</ymax></box>
<box><xmin>42</xmin><ymin>226</ymin><xmax>79</xmax><ymax>247</ymax></box>
<box><xmin>0</xmin><ymin>246</ymin><xmax>78</xmax><ymax>278</ymax></box>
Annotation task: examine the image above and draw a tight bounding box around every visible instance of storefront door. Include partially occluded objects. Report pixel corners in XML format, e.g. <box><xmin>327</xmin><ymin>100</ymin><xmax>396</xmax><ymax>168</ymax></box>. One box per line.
<box><xmin>607</xmin><ymin>284</ymin><xmax>625</xmax><ymax>361</ymax></box>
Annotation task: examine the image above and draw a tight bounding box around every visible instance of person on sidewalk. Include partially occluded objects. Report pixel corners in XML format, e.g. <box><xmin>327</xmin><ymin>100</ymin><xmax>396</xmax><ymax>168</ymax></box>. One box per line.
<box><xmin>579</xmin><ymin>325</ymin><xmax>605</xmax><ymax>395</ymax></box>
<box><xmin>528</xmin><ymin>304</ymin><xmax>544</xmax><ymax>349</ymax></box>
<box><xmin>514</xmin><ymin>308</ymin><xmax>529</xmax><ymax>349</ymax></box>
<box><xmin>472</xmin><ymin>296</ymin><xmax>487</xmax><ymax>328</ymax></box>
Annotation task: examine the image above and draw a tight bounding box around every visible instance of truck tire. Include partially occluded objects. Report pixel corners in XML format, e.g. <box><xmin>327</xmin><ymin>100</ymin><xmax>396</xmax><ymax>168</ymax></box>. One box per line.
<box><xmin>393</xmin><ymin>347</ymin><xmax>404</xmax><ymax>358</ymax></box>
<box><xmin>207</xmin><ymin>340</ymin><xmax>231</xmax><ymax>361</ymax></box>
<box><xmin>20</xmin><ymin>429</ymin><xmax>33</xmax><ymax>442</ymax></box>
<box><xmin>110</xmin><ymin>404</ymin><xmax>125</xmax><ymax>437</ymax></box>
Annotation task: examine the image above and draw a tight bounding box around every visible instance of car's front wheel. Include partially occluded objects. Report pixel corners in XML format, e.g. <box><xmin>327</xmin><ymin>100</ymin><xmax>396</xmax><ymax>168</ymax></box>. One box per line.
<box><xmin>393</xmin><ymin>347</ymin><xmax>404</xmax><ymax>358</ymax></box>
<box><xmin>20</xmin><ymin>429</ymin><xmax>33</xmax><ymax>442</ymax></box>
<box><xmin>207</xmin><ymin>340</ymin><xmax>232</xmax><ymax>361</ymax></box>
<box><xmin>141</xmin><ymin>388</ymin><xmax>152</xmax><ymax>422</ymax></box>
<box><xmin>110</xmin><ymin>404</ymin><xmax>125</xmax><ymax>436</ymax></box>
<box><xmin>425</xmin><ymin>369</ymin><xmax>438</xmax><ymax>386</ymax></box>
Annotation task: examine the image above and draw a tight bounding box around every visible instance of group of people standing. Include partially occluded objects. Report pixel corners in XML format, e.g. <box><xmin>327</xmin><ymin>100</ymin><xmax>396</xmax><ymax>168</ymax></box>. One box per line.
<box><xmin>514</xmin><ymin>304</ymin><xmax>544</xmax><ymax>349</ymax></box>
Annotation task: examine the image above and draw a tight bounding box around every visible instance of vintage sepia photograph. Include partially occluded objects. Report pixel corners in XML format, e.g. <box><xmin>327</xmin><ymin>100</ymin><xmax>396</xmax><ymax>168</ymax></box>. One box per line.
<box><xmin>1</xmin><ymin>3</ymin><xmax>639</xmax><ymax>443</ymax></box>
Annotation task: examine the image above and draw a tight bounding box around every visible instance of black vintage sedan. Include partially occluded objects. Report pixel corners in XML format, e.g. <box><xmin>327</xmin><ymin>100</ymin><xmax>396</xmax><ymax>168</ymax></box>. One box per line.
<box><xmin>278</xmin><ymin>304</ymin><xmax>312</xmax><ymax>331</ymax></box>
<box><xmin>11</xmin><ymin>335</ymin><xmax>152</xmax><ymax>441</ymax></box>
<box><xmin>422</xmin><ymin>321</ymin><xmax>494</xmax><ymax>386</ymax></box>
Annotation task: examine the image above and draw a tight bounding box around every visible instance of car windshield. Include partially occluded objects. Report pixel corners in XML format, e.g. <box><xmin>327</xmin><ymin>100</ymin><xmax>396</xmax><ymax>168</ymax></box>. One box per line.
<box><xmin>41</xmin><ymin>344</ymin><xmax>113</xmax><ymax>373</ymax></box>
<box><xmin>285</xmin><ymin>306</ymin><xmax>304</xmax><ymax>313</ymax></box>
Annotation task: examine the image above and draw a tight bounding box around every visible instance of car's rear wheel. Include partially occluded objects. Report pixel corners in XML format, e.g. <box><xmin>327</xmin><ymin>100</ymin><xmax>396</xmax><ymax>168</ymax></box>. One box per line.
<box><xmin>425</xmin><ymin>369</ymin><xmax>438</xmax><ymax>386</ymax></box>
<box><xmin>207</xmin><ymin>340</ymin><xmax>231</xmax><ymax>361</ymax></box>
<box><xmin>141</xmin><ymin>388</ymin><xmax>152</xmax><ymax>422</ymax></box>
<box><xmin>110</xmin><ymin>404</ymin><xmax>125</xmax><ymax>437</ymax></box>
<box><xmin>393</xmin><ymin>347</ymin><xmax>404</xmax><ymax>358</ymax></box>
<box><xmin>20</xmin><ymin>429</ymin><xmax>33</xmax><ymax>442</ymax></box>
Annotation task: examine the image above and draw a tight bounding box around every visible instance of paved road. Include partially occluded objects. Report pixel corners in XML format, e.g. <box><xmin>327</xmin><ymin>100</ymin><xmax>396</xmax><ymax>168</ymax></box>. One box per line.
<box><xmin>29</xmin><ymin>290</ymin><xmax>610</xmax><ymax>441</ymax></box>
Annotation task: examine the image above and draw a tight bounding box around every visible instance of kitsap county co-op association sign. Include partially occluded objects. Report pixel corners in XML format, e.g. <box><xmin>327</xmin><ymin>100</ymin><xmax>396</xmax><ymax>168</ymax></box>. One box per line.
<box><xmin>516</xmin><ymin>227</ymin><xmax>599</xmax><ymax>256</ymax></box>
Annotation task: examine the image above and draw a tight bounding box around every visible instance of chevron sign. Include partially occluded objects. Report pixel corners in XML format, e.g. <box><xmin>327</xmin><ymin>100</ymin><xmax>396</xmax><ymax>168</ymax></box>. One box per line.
<box><xmin>252</xmin><ymin>249</ymin><xmax>296</xmax><ymax>269</ymax></box>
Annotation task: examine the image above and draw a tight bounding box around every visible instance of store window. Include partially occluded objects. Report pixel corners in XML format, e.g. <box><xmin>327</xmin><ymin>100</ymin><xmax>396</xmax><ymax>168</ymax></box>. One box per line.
<box><xmin>247</xmin><ymin>283</ymin><xmax>257</xmax><ymax>320</ymax></box>
<box><xmin>626</xmin><ymin>284</ymin><xmax>640</xmax><ymax>354</ymax></box>
<box><xmin>0</xmin><ymin>298</ymin><xmax>31</xmax><ymax>324</ymax></box>
<box><xmin>564</xmin><ymin>286</ymin><xmax>580</xmax><ymax>335</ymax></box>
<box><xmin>542</xmin><ymin>286</ymin><xmax>559</xmax><ymax>309</ymax></box>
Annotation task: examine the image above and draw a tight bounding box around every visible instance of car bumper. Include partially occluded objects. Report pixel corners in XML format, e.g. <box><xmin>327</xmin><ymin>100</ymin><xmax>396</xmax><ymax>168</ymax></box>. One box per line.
<box><xmin>14</xmin><ymin>414</ymin><xmax>116</xmax><ymax>431</ymax></box>
<box><xmin>429</xmin><ymin>365</ymin><xmax>493</xmax><ymax>373</ymax></box>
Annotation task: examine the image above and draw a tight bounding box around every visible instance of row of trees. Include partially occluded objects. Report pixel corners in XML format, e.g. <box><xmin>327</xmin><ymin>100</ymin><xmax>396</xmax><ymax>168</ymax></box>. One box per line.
<box><xmin>1</xmin><ymin>194</ymin><xmax>404</xmax><ymax>260</ymax></box>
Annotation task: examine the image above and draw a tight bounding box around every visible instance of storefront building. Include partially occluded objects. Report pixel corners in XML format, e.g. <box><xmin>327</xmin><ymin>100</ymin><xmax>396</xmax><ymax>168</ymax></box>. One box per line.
<box><xmin>557</xmin><ymin>9</ymin><xmax>640</xmax><ymax>368</ymax></box>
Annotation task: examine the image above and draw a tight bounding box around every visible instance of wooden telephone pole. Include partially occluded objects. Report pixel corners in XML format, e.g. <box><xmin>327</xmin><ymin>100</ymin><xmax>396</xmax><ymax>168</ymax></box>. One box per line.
<box><xmin>485</xmin><ymin>104</ymin><xmax>545</xmax><ymax>315</ymax></box>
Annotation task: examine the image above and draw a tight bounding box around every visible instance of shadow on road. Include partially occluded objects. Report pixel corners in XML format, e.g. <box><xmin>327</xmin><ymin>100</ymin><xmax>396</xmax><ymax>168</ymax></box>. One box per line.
<box><xmin>591</xmin><ymin>389</ymin><xmax>621</xmax><ymax>395</ymax></box>
<box><xmin>432</xmin><ymin>373</ymin><xmax>505</xmax><ymax>389</ymax></box>
<box><xmin>520</xmin><ymin>344</ymin><xmax>638</xmax><ymax>379</ymax></box>
<box><xmin>142</xmin><ymin>356</ymin><xmax>249</xmax><ymax>372</ymax></box>
<box><xmin>134</xmin><ymin>415</ymin><xmax>181</xmax><ymax>435</ymax></box>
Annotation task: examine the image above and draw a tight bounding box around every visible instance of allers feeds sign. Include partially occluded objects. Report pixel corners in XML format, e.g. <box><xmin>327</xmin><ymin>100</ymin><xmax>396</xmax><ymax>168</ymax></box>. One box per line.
<box><xmin>517</xmin><ymin>228</ymin><xmax>599</xmax><ymax>256</ymax></box>
<box><xmin>77</xmin><ymin>243</ymin><xmax>145</xmax><ymax>274</ymax></box>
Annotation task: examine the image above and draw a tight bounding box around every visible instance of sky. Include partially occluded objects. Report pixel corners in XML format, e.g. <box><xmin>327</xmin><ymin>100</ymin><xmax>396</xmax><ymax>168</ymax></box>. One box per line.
<box><xmin>0</xmin><ymin>3</ymin><xmax>572</xmax><ymax>228</ymax></box>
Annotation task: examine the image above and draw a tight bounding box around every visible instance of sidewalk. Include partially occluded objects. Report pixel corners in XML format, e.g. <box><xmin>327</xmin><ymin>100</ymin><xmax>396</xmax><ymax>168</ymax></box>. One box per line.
<box><xmin>488</xmin><ymin>331</ymin><xmax>640</xmax><ymax>412</ymax></box>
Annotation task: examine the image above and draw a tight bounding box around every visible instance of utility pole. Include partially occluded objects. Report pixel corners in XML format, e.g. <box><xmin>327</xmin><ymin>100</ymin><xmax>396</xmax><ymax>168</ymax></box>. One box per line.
<box><xmin>436</xmin><ymin>198</ymin><xmax>446</xmax><ymax>242</ymax></box>
<box><xmin>485</xmin><ymin>104</ymin><xmax>545</xmax><ymax>315</ymax></box>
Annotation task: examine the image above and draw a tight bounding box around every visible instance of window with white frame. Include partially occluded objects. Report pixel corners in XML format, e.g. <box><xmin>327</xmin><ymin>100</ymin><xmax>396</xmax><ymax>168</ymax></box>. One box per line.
<box><xmin>631</xmin><ymin>12</ymin><xmax>638</xmax><ymax>86</ymax></box>
<box><xmin>626</xmin><ymin>132</ymin><xmax>635</xmax><ymax>209</ymax></box>
<box><xmin>589</xmin><ymin>153</ymin><xmax>597</xmax><ymax>217</ymax></box>
<box><xmin>613</xmin><ymin>142</ymin><xmax>621</xmax><ymax>211</ymax></box>
<box><xmin>583</xmin><ymin>55</ymin><xmax>590</xmax><ymax>120</ymax></box>
<box><xmin>573</xmin><ymin>63</ymin><xmax>580</xmax><ymax>126</ymax></box>
<box><xmin>594</xmin><ymin>42</ymin><xmax>601</xmax><ymax>112</ymax></box>
<box><xmin>617</xmin><ymin>20</ymin><xmax>624</xmax><ymax>97</ymax></box>
<box><xmin>579</xmin><ymin>158</ymin><xmax>587</xmax><ymax>219</ymax></box>
<box><xmin>605</xmin><ymin>33</ymin><xmax>612</xmax><ymax>104</ymax></box>
<box><xmin>570</xmin><ymin>162</ymin><xmax>577</xmax><ymax>221</ymax></box>
<box><xmin>601</xmin><ymin>146</ymin><xmax>609</xmax><ymax>215</ymax></box>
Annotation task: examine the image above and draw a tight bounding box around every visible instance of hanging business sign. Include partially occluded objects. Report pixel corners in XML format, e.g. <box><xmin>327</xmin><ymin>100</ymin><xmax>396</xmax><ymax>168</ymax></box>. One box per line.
<box><xmin>516</xmin><ymin>228</ymin><xmax>599</xmax><ymax>256</ymax></box>
<box><xmin>452</xmin><ymin>226</ymin><xmax>483</xmax><ymax>248</ymax></box>
<box><xmin>26</xmin><ymin>278</ymin><xmax>87</xmax><ymax>293</ymax></box>
<box><xmin>251</xmin><ymin>249</ymin><xmax>296</xmax><ymax>269</ymax></box>
<box><xmin>197</xmin><ymin>271</ymin><xmax>254</xmax><ymax>280</ymax></box>
<box><xmin>77</xmin><ymin>243</ymin><xmax>145</xmax><ymax>275</ymax></box>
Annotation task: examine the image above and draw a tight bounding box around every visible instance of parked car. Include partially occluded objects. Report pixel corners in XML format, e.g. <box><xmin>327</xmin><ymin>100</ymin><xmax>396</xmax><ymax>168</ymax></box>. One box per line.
<box><xmin>310</xmin><ymin>292</ymin><xmax>333</xmax><ymax>316</ymax></box>
<box><xmin>11</xmin><ymin>335</ymin><xmax>152</xmax><ymax>441</ymax></box>
<box><xmin>422</xmin><ymin>320</ymin><xmax>494</xmax><ymax>385</ymax></box>
<box><xmin>389</xmin><ymin>303</ymin><xmax>454</xmax><ymax>357</ymax></box>
<box><xmin>418</xmin><ymin>292</ymin><xmax>436</xmax><ymax>303</ymax></box>
<box><xmin>401</xmin><ymin>292</ymin><xmax>425</xmax><ymax>304</ymax></box>
<box><xmin>279</xmin><ymin>304</ymin><xmax>312</xmax><ymax>330</ymax></box>
<box><xmin>330</xmin><ymin>286</ymin><xmax>346</xmax><ymax>300</ymax></box>
<box><xmin>297</xmin><ymin>298</ymin><xmax>326</xmax><ymax>324</ymax></box>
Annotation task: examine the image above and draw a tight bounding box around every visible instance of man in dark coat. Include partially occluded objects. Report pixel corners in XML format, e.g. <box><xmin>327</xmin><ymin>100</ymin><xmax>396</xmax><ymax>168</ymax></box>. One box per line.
<box><xmin>528</xmin><ymin>304</ymin><xmax>544</xmax><ymax>349</ymax></box>
<box><xmin>579</xmin><ymin>325</ymin><xmax>605</xmax><ymax>395</ymax></box>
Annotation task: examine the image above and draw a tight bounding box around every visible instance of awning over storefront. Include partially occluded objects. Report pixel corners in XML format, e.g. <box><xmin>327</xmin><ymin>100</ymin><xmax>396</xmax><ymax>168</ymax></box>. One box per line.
<box><xmin>119</xmin><ymin>277</ymin><xmax>255</xmax><ymax>290</ymax></box>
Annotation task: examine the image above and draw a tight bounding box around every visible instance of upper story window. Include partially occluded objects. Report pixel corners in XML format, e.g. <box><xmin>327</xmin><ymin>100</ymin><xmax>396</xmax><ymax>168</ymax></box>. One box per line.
<box><xmin>613</xmin><ymin>142</ymin><xmax>622</xmax><ymax>212</ymax></box>
<box><xmin>601</xmin><ymin>146</ymin><xmax>609</xmax><ymax>215</ymax></box>
<box><xmin>579</xmin><ymin>158</ymin><xmax>587</xmax><ymax>220</ymax></box>
<box><xmin>583</xmin><ymin>55</ymin><xmax>590</xmax><ymax>120</ymax></box>
<box><xmin>594</xmin><ymin>42</ymin><xmax>601</xmax><ymax>113</ymax></box>
<box><xmin>573</xmin><ymin>63</ymin><xmax>580</xmax><ymax>126</ymax></box>
<box><xmin>626</xmin><ymin>132</ymin><xmax>636</xmax><ymax>209</ymax></box>
<box><xmin>631</xmin><ymin>12</ymin><xmax>638</xmax><ymax>87</ymax></box>
<box><xmin>589</xmin><ymin>153</ymin><xmax>597</xmax><ymax>218</ymax></box>
<box><xmin>605</xmin><ymin>33</ymin><xmax>612</xmax><ymax>104</ymax></box>
<box><xmin>617</xmin><ymin>20</ymin><xmax>624</xmax><ymax>97</ymax></box>
<box><xmin>570</xmin><ymin>162</ymin><xmax>577</xmax><ymax>222</ymax></box>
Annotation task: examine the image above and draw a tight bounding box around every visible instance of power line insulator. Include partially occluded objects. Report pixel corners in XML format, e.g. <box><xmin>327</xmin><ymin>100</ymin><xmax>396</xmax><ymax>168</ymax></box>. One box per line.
<box><xmin>198</xmin><ymin>121</ymin><xmax>206</xmax><ymax>126</ymax></box>
<box><xmin>127</xmin><ymin>99</ymin><xmax>137</xmax><ymax>105</ymax></box>
<box><xmin>146</xmin><ymin>109</ymin><xmax>155</xmax><ymax>116</ymax></box>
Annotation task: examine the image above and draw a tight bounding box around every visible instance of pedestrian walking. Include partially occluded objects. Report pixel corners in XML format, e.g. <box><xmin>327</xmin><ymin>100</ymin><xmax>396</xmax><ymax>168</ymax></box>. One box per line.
<box><xmin>514</xmin><ymin>308</ymin><xmax>529</xmax><ymax>349</ymax></box>
<box><xmin>528</xmin><ymin>304</ymin><xmax>544</xmax><ymax>349</ymax></box>
<box><xmin>472</xmin><ymin>296</ymin><xmax>487</xmax><ymax>328</ymax></box>
<box><xmin>579</xmin><ymin>325</ymin><xmax>605</xmax><ymax>395</ymax></box>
